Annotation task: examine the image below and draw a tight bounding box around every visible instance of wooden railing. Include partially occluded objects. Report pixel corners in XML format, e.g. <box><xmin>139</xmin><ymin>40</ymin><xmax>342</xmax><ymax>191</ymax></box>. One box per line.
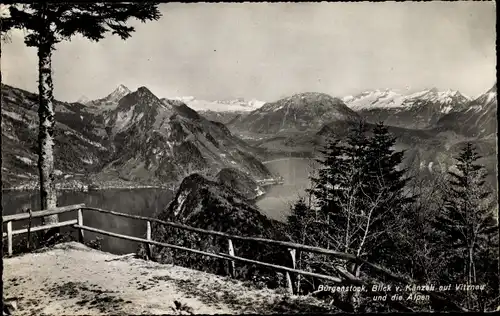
<box><xmin>2</xmin><ymin>204</ymin><xmax>86</xmax><ymax>256</ymax></box>
<box><xmin>1</xmin><ymin>204</ymin><xmax>468</xmax><ymax>311</ymax></box>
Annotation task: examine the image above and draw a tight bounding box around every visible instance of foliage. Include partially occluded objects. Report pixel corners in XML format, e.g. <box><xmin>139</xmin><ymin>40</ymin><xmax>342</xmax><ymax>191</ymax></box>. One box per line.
<box><xmin>84</xmin><ymin>236</ymin><xmax>103</xmax><ymax>251</ymax></box>
<box><xmin>431</xmin><ymin>142</ymin><xmax>498</xmax><ymax>310</ymax></box>
<box><xmin>306</xmin><ymin>121</ymin><xmax>413</xmax><ymax>262</ymax></box>
<box><xmin>284</xmin><ymin>121</ymin><xmax>415</xmax><ymax>310</ymax></box>
<box><xmin>2</xmin><ymin>4</ymin><xmax>161</xmax><ymax>47</ymax></box>
<box><xmin>1</xmin><ymin>3</ymin><xmax>161</xmax><ymax>222</ymax></box>
<box><xmin>284</xmin><ymin>122</ymin><xmax>499</xmax><ymax>312</ymax></box>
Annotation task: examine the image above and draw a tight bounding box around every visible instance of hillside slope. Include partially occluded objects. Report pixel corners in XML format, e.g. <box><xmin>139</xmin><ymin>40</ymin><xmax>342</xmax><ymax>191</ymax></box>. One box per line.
<box><xmin>216</xmin><ymin>167</ymin><xmax>265</xmax><ymax>200</ymax></box>
<box><xmin>436</xmin><ymin>84</ymin><xmax>497</xmax><ymax>138</ymax></box>
<box><xmin>1</xmin><ymin>84</ymin><xmax>112</xmax><ymax>188</ymax></box>
<box><xmin>229</xmin><ymin>92</ymin><xmax>360</xmax><ymax>134</ymax></box>
<box><xmin>246</xmin><ymin>119</ymin><xmax>497</xmax><ymax>188</ymax></box>
<box><xmin>100</xmin><ymin>87</ymin><xmax>273</xmax><ymax>184</ymax></box>
<box><xmin>1</xmin><ymin>84</ymin><xmax>273</xmax><ymax>188</ymax></box>
<box><xmin>148</xmin><ymin>173</ymin><xmax>290</xmax><ymax>283</ymax></box>
<box><xmin>198</xmin><ymin>110</ymin><xmax>244</xmax><ymax>125</ymax></box>
<box><xmin>4</xmin><ymin>242</ymin><xmax>333</xmax><ymax>315</ymax></box>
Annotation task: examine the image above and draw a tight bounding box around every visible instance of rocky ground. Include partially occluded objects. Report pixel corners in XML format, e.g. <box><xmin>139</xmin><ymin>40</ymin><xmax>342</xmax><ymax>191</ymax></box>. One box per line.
<box><xmin>3</xmin><ymin>242</ymin><xmax>334</xmax><ymax>315</ymax></box>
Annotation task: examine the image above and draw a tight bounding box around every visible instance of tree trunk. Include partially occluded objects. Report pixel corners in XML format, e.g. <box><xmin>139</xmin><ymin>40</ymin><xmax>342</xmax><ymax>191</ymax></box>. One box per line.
<box><xmin>467</xmin><ymin>246</ymin><xmax>474</xmax><ymax>309</ymax></box>
<box><xmin>0</xmin><ymin>30</ymin><xmax>5</xmax><ymax>310</ymax></box>
<box><xmin>38</xmin><ymin>43</ymin><xmax>58</xmax><ymax>224</ymax></box>
<box><xmin>468</xmin><ymin>246</ymin><xmax>475</xmax><ymax>283</ymax></box>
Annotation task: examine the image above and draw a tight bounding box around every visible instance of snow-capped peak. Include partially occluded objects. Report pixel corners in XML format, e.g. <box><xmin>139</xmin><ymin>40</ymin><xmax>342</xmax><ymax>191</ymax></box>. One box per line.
<box><xmin>166</xmin><ymin>96</ymin><xmax>266</xmax><ymax>112</ymax></box>
<box><xmin>116</xmin><ymin>84</ymin><xmax>131</xmax><ymax>94</ymax></box>
<box><xmin>406</xmin><ymin>89</ymin><xmax>470</xmax><ymax>106</ymax></box>
<box><xmin>248</xmin><ymin>99</ymin><xmax>266</xmax><ymax>108</ymax></box>
<box><xmin>172</xmin><ymin>96</ymin><xmax>196</xmax><ymax>102</ymax></box>
<box><xmin>470</xmin><ymin>83</ymin><xmax>497</xmax><ymax>110</ymax></box>
<box><xmin>76</xmin><ymin>95</ymin><xmax>90</xmax><ymax>104</ymax></box>
<box><xmin>342</xmin><ymin>89</ymin><xmax>406</xmax><ymax>111</ymax></box>
<box><xmin>484</xmin><ymin>90</ymin><xmax>497</xmax><ymax>105</ymax></box>
<box><xmin>344</xmin><ymin>87</ymin><xmax>471</xmax><ymax>113</ymax></box>
<box><xmin>488</xmin><ymin>82</ymin><xmax>497</xmax><ymax>94</ymax></box>
<box><xmin>105</xmin><ymin>84</ymin><xmax>131</xmax><ymax>103</ymax></box>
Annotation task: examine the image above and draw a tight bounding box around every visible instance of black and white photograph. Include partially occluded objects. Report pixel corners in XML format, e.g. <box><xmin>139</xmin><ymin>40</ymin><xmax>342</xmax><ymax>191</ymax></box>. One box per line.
<box><xmin>1</xmin><ymin>1</ymin><xmax>498</xmax><ymax>314</ymax></box>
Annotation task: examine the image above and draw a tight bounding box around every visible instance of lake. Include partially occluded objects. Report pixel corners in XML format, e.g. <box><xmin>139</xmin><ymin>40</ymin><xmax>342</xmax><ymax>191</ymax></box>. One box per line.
<box><xmin>2</xmin><ymin>188</ymin><xmax>173</xmax><ymax>255</ymax></box>
<box><xmin>2</xmin><ymin>158</ymin><xmax>315</xmax><ymax>254</ymax></box>
<box><xmin>256</xmin><ymin>158</ymin><xmax>317</xmax><ymax>222</ymax></box>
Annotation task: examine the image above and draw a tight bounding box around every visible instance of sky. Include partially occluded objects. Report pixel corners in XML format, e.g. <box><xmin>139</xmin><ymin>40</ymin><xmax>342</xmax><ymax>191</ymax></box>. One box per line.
<box><xmin>1</xmin><ymin>2</ymin><xmax>497</xmax><ymax>102</ymax></box>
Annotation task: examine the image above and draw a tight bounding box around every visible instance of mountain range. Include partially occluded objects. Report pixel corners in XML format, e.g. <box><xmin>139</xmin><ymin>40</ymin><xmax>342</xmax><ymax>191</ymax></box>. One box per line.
<box><xmin>222</xmin><ymin>84</ymin><xmax>497</xmax><ymax>186</ymax></box>
<box><xmin>229</xmin><ymin>92</ymin><xmax>360</xmax><ymax>135</ymax></box>
<box><xmin>2</xmin><ymin>84</ymin><xmax>112</xmax><ymax>188</ymax></box>
<box><xmin>100</xmin><ymin>86</ymin><xmax>273</xmax><ymax>184</ymax></box>
<box><xmin>79</xmin><ymin>84</ymin><xmax>132</xmax><ymax>114</ymax></box>
<box><xmin>1</xmin><ymin>84</ymin><xmax>273</xmax><ymax>189</ymax></box>
<box><xmin>2</xmin><ymin>82</ymin><xmax>496</xmax><ymax>190</ymax></box>
<box><xmin>342</xmin><ymin>88</ymin><xmax>472</xmax><ymax>129</ymax></box>
<box><xmin>169</xmin><ymin>96</ymin><xmax>266</xmax><ymax>112</ymax></box>
<box><xmin>343</xmin><ymin>88</ymin><xmax>470</xmax><ymax>112</ymax></box>
<box><xmin>195</xmin><ymin>110</ymin><xmax>245</xmax><ymax>125</ymax></box>
<box><xmin>78</xmin><ymin>85</ymin><xmax>492</xmax><ymax>137</ymax></box>
<box><xmin>436</xmin><ymin>83</ymin><xmax>497</xmax><ymax>138</ymax></box>
<box><xmin>222</xmin><ymin>87</ymin><xmax>485</xmax><ymax>132</ymax></box>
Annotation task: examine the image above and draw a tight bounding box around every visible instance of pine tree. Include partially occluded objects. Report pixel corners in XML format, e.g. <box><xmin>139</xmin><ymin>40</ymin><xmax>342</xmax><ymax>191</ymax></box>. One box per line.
<box><xmin>363</xmin><ymin>122</ymin><xmax>415</xmax><ymax>263</ymax></box>
<box><xmin>287</xmin><ymin>198</ymin><xmax>310</xmax><ymax>244</ymax></box>
<box><xmin>433</xmin><ymin>143</ymin><xmax>497</xmax><ymax>296</ymax></box>
<box><xmin>1</xmin><ymin>4</ymin><xmax>161</xmax><ymax>224</ymax></box>
<box><xmin>306</xmin><ymin>121</ymin><xmax>415</xmax><ymax>263</ymax></box>
<box><xmin>294</xmin><ymin>121</ymin><xmax>418</xmax><ymax>310</ymax></box>
<box><xmin>307</xmin><ymin>137</ymin><xmax>346</xmax><ymax>214</ymax></box>
<box><xmin>335</xmin><ymin>121</ymin><xmax>371</xmax><ymax>254</ymax></box>
<box><xmin>304</xmin><ymin>122</ymin><xmax>373</xmax><ymax>258</ymax></box>
<box><xmin>365</xmin><ymin>122</ymin><xmax>409</xmax><ymax>201</ymax></box>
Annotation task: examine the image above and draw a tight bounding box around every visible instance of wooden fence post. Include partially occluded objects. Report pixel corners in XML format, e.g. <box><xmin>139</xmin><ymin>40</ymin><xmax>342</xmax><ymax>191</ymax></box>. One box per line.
<box><xmin>77</xmin><ymin>209</ymin><xmax>85</xmax><ymax>243</ymax></box>
<box><xmin>286</xmin><ymin>248</ymin><xmax>296</xmax><ymax>295</ymax></box>
<box><xmin>228</xmin><ymin>238</ymin><xmax>236</xmax><ymax>277</ymax></box>
<box><xmin>7</xmin><ymin>221</ymin><xmax>13</xmax><ymax>256</ymax></box>
<box><xmin>145</xmin><ymin>221</ymin><xmax>152</xmax><ymax>260</ymax></box>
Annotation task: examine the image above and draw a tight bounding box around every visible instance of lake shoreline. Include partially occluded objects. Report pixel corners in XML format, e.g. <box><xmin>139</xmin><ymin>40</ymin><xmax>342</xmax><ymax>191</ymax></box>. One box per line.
<box><xmin>2</xmin><ymin>176</ymin><xmax>285</xmax><ymax>193</ymax></box>
<box><xmin>1</xmin><ymin>179</ymin><xmax>175</xmax><ymax>193</ymax></box>
<box><xmin>1</xmin><ymin>184</ymin><xmax>173</xmax><ymax>193</ymax></box>
<box><xmin>3</xmin><ymin>157</ymin><xmax>309</xmax><ymax>254</ymax></box>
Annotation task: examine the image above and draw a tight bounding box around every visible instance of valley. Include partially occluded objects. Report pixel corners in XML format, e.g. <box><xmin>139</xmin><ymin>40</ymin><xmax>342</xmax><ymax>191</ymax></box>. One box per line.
<box><xmin>1</xmin><ymin>84</ymin><xmax>278</xmax><ymax>191</ymax></box>
<box><xmin>2</xmin><ymin>3</ymin><xmax>496</xmax><ymax>313</ymax></box>
<box><xmin>225</xmin><ymin>84</ymin><xmax>498</xmax><ymax>188</ymax></box>
<box><xmin>1</xmin><ymin>81</ymin><xmax>497</xmax><ymax>245</ymax></box>
<box><xmin>2</xmin><ymin>82</ymin><xmax>497</xmax><ymax>218</ymax></box>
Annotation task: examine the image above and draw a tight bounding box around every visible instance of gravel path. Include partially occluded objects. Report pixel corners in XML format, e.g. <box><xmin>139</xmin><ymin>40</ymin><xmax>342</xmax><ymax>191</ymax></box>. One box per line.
<box><xmin>3</xmin><ymin>242</ymin><xmax>331</xmax><ymax>315</ymax></box>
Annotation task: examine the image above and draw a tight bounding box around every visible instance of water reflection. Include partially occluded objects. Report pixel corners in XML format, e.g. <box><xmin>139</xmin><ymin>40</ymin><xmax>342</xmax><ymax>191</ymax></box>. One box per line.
<box><xmin>2</xmin><ymin>188</ymin><xmax>173</xmax><ymax>254</ymax></box>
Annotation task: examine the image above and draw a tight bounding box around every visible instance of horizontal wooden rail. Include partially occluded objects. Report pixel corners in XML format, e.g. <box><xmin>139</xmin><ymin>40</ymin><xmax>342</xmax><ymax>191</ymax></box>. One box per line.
<box><xmin>74</xmin><ymin>224</ymin><xmax>350</xmax><ymax>285</ymax></box>
<box><xmin>2</xmin><ymin>204</ymin><xmax>466</xmax><ymax>311</ymax></box>
<box><xmin>74</xmin><ymin>224</ymin><xmax>228</xmax><ymax>261</ymax></box>
<box><xmin>2</xmin><ymin>219</ymin><xmax>78</xmax><ymax>238</ymax></box>
<box><xmin>2</xmin><ymin>204</ymin><xmax>85</xmax><ymax>222</ymax></box>
<box><xmin>81</xmin><ymin>207</ymin><xmax>408</xmax><ymax>284</ymax></box>
<box><xmin>2</xmin><ymin>205</ymin><xmax>419</xmax><ymax>293</ymax></box>
<box><xmin>82</xmin><ymin>207</ymin><xmax>356</xmax><ymax>260</ymax></box>
<box><xmin>217</xmin><ymin>253</ymin><xmax>344</xmax><ymax>284</ymax></box>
